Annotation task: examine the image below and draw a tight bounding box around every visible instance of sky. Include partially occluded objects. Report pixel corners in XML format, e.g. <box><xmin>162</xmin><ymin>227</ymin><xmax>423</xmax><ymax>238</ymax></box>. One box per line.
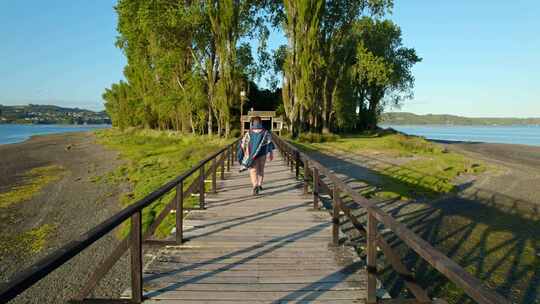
<box><xmin>0</xmin><ymin>1</ymin><xmax>538</xmax><ymax>117</ymax></box>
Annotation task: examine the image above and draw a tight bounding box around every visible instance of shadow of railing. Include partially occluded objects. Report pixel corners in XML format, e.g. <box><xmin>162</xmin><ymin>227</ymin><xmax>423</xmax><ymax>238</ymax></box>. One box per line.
<box><xmin>308</xmin><ymin>149</ymin><xmax>540</xmax><ymax>304</ymax></box>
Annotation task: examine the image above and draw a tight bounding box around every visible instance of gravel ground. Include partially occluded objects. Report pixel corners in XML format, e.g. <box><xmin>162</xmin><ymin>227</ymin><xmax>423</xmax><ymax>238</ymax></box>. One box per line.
<box><xmin>437</xmin><ymin>141</ymin><xmax>540</xmax><ymax>212</ymax></box>
<box><xmin>0</xmin><ymin>132</ymin><xmax>134</xmax><ymax>303</ymax></box>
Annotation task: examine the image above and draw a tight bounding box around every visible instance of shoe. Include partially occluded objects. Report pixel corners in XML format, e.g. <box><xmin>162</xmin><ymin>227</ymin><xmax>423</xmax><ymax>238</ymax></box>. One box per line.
<box><xmin>252</xmin><ymin>187</ymin><xmax>259</xmax><ymax>196</ymax></box>
<box><xmin>258</xmin><ymin>185</ymin><xmax>263</xmax><ymax>191</ymax></box>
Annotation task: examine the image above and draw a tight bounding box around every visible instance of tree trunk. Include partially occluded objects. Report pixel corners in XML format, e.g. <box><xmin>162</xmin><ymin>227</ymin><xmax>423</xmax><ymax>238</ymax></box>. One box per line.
<box><xmin>189</xmin><ymin>112</ymin><xmax>196</xmax><ymax>134</ymax></box>
<box><xmin>225</xmin><ymin>121</ymin><xmax>230</xmax><ymax>138</ymax></box>
<box><xmin>207</xmin><ymin>105</ymin><xmax>213</xmax><ymax>135</ymax></box>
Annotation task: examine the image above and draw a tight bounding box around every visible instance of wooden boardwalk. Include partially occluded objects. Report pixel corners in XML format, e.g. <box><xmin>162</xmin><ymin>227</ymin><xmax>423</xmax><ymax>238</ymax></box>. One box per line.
<box><xmin>0</xmin><ymin>137</ymin><xmax>510</xmax><ymax>304</ymax></box>
<box><xmin>140</xmin><ymin>151</ymin><xmax>367</xmax><ymax>303</ymax></box>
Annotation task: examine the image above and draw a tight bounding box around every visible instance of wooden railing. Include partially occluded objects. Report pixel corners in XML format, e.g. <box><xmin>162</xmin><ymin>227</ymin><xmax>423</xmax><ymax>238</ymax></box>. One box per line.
<box><xmin>272</xmin><ymin>134</ymin><xmax>510</xmax><ymax>304</ymax></box>
<box><xmin>0</xmin><ymin>139</ymin><xmax>240</xmax><ymax>304</ymax></box>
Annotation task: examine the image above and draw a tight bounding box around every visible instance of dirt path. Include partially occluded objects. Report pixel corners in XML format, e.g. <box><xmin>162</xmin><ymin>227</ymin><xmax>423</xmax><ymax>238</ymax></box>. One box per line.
<box><xmin>0</xmin><ymin>132</ymin><xmax>131</xmax><ymax>303</ymax></box>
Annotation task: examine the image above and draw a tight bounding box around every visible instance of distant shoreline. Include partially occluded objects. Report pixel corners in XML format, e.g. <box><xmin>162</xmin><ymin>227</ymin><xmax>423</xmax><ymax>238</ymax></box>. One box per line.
<box><xmin>0</xmin><ymin>122</ymin><xmax>111</xmax><ymax>126</ymax></box>
<box><xmin>0</xmin><ymin>124</ymin><xmax>110</xmax><ymax>146</ymax></box>
<box><xmin>381</xmin><ymin>112</ymin><xmax>540</xmax><ymax>126</ymax></box>
<box><xmin>383</xmin><ymin>124</ymin><xmax>540</xmax><ymax>147</ymax></box>
<box><xmin>381</xmin><ymin>123</ymin><xmax>540</xmax><ymax>127</ymax></box>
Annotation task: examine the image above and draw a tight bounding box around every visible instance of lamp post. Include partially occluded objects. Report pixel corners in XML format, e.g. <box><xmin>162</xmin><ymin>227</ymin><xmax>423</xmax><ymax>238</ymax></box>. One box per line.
<box><xmin>240</xmin><ymin>90</ymin><xmax>246</xmax><ymax>133</ymax></box>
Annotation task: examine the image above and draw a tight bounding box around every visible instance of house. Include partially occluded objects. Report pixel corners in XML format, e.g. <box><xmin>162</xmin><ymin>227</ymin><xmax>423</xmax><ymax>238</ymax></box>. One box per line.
<box><xmin>241</xmin><ymin>110</ymin><xmax>286</xmax><ymax>135</ymax></box>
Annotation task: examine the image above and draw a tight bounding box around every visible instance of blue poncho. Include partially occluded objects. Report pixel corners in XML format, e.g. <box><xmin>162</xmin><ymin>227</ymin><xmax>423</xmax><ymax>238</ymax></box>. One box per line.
<box><xmin>237</xmin><ymin>128</ymin><xmax>274</xmax><ymax>170</ymax></box>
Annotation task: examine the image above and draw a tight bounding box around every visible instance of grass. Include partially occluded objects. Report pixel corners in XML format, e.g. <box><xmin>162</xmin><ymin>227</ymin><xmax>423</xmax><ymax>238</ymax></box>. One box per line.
<box><xmin>0</xmin><ymin>165</ymin><xmax>64</xmax><ymax>208</ymax></box>
<box><xmin>94</xmin><ymin>128</ymin><xmax>231</xmax><ymax>238</ymax></box>
<box><xmin>0</xmin><ymin>224</ymin><xmax>57</xmax><ymax>257</ymax></box>
<box><xmin>295</xmin><ymin>132</ymin><xmax>487</xmax><ymax>199</ymax></box>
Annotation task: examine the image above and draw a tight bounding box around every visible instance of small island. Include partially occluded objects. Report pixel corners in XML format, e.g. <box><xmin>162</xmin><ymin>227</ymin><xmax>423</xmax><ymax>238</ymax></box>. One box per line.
<box><xmin>0</xmin><ymin>104</ymin><xmax>111</xmax><ymax>125</ymax></box>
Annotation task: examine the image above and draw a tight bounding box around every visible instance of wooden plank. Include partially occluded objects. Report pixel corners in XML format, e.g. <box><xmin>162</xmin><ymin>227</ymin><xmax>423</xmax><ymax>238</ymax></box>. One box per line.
<box><xmin>175</xmin><ymin>182</ymin><xmax>183</xmax><ymax>244</ymax></box>
<box><xmin>212</xmin><ymin>158</ymin><xmax>217</xmax><ymax>193</ymax></box>
<box><xmin>366</xmin><ymin>211</ymin><xmax>377</xmax><ymax>304</ymax></box>
<box><xmin>199</xmin><ymin>165</ymin><xmax>205</xmax><ymax>209</ymax></box>
<box><xmin>313</xmin><ymin>167</ymin><xmax>320</xmax><ymax>209</ymax></box>
<box><xmin>143</xmin><ymin>299</ymin><xmax>367</xmax><ymax>304</ymax></box>
<box><xmin>303</xmin><ymin>159</ymin><xmax>310</xmax><ymax>195</ymax></box>
<box><xmin>148</xmin><ymin>290</ymin><xmax>365</xmax><ymax>301</ymax></box>
<box><xmin>130</xmin><ymin>211</ymin><xmax>143</xmax><ymax>303</ymax></box>
<box><xmin>332</xmin><ymin>188</ymin><xmax>341</xmax><ymax>246</ymax></box>
<box><xmin>142</xmin><ymin>282</ymin><xmax>364</xmax><ymax>292</ymax></box>
<box><xmin>143</xmin><ymin>274</ymin><xmax>366</xmax><ymax>284</ymax></box>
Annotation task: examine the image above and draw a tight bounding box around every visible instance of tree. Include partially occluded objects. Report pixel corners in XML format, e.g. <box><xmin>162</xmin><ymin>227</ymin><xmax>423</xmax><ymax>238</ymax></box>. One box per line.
<box><xmin>350</xmin><ymin>18</ymin><xmax>421</xmax><ymax>130</ymax></box>
<box><xmin>104</xmin><ymin>0</ymin><xmax>419</xmax><ymax>136</ymax></box>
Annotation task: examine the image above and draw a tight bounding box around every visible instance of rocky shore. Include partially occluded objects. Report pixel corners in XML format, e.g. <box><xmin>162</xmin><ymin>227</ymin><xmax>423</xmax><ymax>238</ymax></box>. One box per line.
<box><xmin>0</xmin><ymin>132</ymin><xmax>130</xmax><ymax>303</ymax></box>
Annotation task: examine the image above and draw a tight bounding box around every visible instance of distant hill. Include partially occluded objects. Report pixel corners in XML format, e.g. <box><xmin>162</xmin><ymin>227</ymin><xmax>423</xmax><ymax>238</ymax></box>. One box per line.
<box><xmin>381</xmin><ymin>112</ymin><xmax>540</xmax><ymax>126</ymax></box>
<box><xmin>0</xmin><ymin>104</ymin><xmax>110</xmax><ymax>125</ymax></box>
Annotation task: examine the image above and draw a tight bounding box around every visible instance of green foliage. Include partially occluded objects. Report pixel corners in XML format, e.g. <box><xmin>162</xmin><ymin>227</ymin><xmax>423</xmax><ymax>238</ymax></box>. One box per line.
<box><xmin>299</xmin><ymin>133</ymin><xmax>487</xmax><ymax>199</ymax></box>
<box><xmin>0</xmin><ymin>165</ymin><xmax>64</xmax><ymax>208</ymax></box>
<box><xmin>298</xmin><ymin>132</ymin><xmax>339</xmax><ymax>143</ymax></box>
<box><xmin>0</xmin><ymin>224</ymin><xmax>56</xmax><ymax>257</ymax></box>
<box><xmin>95</xmin><ymin>128</ymin><xmax>230</xmax><ymax>238</ymax></box>
<box><xmin>106</xmin><ymin>0</ymin><xmax>265</xmax><ymax>136</ymax></box>
<box><xmin>104</xmin><ymin>0</ymin><xmax>419</xmax><ymax>137</ymax></box>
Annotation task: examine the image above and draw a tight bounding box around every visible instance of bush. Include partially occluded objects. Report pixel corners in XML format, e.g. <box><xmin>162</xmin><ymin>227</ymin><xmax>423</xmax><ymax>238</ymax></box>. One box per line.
<box><xmin>298</xmin><ymin>132</ymin><xmax>339</xmax><ymax>143</ymax></box>
<box><xmin>230</xmin><ymin>129</ymin><xmax>241</xmax><ymax>138</ymax></box>
<box><xmin>395</xmin><ymin>134</ymin><xmax>442</xmax><ymax>154</ymax></box>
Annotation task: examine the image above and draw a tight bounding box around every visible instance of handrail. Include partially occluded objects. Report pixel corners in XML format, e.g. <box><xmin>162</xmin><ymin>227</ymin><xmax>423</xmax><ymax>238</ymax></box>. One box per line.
<box><xmin>272</xmin><ymin>134</ymin><xmax>510</xmax><ymax>304</ymax></box>
<box><xmin>0</xmin><ymin>138</ymin><xmax>240</xmax><ymax>304</ymax></box>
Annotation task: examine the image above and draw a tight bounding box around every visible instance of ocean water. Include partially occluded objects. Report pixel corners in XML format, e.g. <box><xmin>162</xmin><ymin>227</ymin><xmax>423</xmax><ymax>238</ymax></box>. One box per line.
<box><xmin>0</xmin><ymin>124</ymin><xmax>110</xmax><ymax>145</ymax></box>
<box><xmin>381</xmin><ymin>125</ymin><xmax>540</xmax><ymax>147</ymax></box>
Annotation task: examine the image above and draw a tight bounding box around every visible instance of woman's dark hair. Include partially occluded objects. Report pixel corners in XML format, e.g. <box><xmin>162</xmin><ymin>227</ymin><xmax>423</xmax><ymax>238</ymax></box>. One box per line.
<box><xmin>251</xmin><ymin>116</ymin><xmax>262</xmax><ymax>124</ymax></box>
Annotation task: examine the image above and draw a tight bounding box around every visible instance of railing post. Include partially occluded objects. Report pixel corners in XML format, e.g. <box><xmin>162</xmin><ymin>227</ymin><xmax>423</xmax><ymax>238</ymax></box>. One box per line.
<box><xmin>199</xmin><ymin>165</ymin><xmax>205</xmax><ymax>209</ymax></box>
<box><xmin>212</xmin><ymin>158</ymin><xmax>217</xmax><ymax>194</ymax></box>
<box><xmin>220</xmin><ymin>152</ymin><xmax>225</xmax><ymax>180</ymax></box>
<box><xmin>295</xmin><ymin>151</ymin><xmax>300</xmax><ymax>179</ymax></box>
<box><xmin>176</xmin><ymin>181</ymin><xmax>183</xmax><ymax>244</ymax></box>
<box><xmin>232</xmin><ymin>143</ymin><xmax>236</xmax><ymax>163</ymax></box>
<box><xmin>332</xmin><ymin>188</ymin><xmax>341</xmax><ymax>246</ymax></box>
<box><xmin>227</xmin><ymin>146</ymin><xmax>231</xmax><ymax>172</ymax></box>
<box><xmin>130</xmin><ymin>211</ymin><xmax>143</xmax><ymax>303</ymax></box>
<box><xmin>367</xmin><ymin>210</ymin><xmax>378</xmax><ymax>304</ymax></box>
<box><xmin>303</xmin><ymin>159</ymin><xmax>309</xmax><ymax>195</ymax></box>
<box><xmin>313</xmin><ymin>167</ymin><xmax>319</xmax><ymax>209</ymax></box>
<box><xmin>289</xmin><ymin>151</ymin><xmax>294</xmax><ymax>172</ymax></box>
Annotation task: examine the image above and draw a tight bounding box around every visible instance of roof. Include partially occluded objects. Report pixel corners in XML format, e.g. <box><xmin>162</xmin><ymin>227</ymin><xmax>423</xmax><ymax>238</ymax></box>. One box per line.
<box><xmin>246</xmin><ymin>111</ymin><xmax>276</xmax><ymax>117</ymax></box>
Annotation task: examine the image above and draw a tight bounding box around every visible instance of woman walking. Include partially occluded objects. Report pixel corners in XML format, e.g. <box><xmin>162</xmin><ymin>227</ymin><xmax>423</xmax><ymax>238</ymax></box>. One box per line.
<box><xmin>237</xmin><ymin>116</ymin><xmax>274</xmax><ymax>195</ymax></box>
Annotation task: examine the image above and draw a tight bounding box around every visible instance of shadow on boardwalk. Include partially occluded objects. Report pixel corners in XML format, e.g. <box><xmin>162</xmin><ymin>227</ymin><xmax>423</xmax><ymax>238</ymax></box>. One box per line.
<box><xmin>309</xmin><ymin>150</ymin><xmax>540</xmax><ymax>304</ymax></box>
<box><xmin>141</xmin><ymin>153</ymin><xmax>367</xmax><ymax>303</ymax></box>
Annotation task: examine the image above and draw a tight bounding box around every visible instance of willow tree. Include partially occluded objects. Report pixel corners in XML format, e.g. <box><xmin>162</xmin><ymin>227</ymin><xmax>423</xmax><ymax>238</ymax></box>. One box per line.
<box><xmin>103</xmin><ymin>81</ymin><xmax>137</xmax><ymax>130</ymax></box>
<box><xmin>112</xmin><ymin>0</ymin><xmax>208</xmax><ymax>131</ymax></box>
<box><xmin>281</xmin><ymin>0</ymin><xmax>325</xmax><ymax>137</ymax></box>
<box><xmin>206</xmin><ymin>0</ymin><xmax>240</xmax><ymax>136</ymax></box>
<box><xmin>280</xmin><ymin>0</ymin><xmax>395</xmax><ymax>136</ymax></box>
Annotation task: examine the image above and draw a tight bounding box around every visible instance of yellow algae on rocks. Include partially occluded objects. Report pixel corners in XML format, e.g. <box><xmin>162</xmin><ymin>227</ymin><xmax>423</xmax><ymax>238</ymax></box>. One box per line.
<box><xmin>0</xmin><ymin>165</ymin><xmax>64</xmax><ymax>208</ymax></box>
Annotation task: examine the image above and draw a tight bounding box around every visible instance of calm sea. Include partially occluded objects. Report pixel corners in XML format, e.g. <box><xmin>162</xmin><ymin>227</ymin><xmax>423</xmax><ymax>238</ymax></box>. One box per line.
<box><xmin>0</xmin><ymin>124</ymin><xmax>110</xmax><ymax>145</ymax></box>
<box><xmin>382</xmin><ymin>125</ymin><xmax>540</xmax><ymax>147</ymax></box>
